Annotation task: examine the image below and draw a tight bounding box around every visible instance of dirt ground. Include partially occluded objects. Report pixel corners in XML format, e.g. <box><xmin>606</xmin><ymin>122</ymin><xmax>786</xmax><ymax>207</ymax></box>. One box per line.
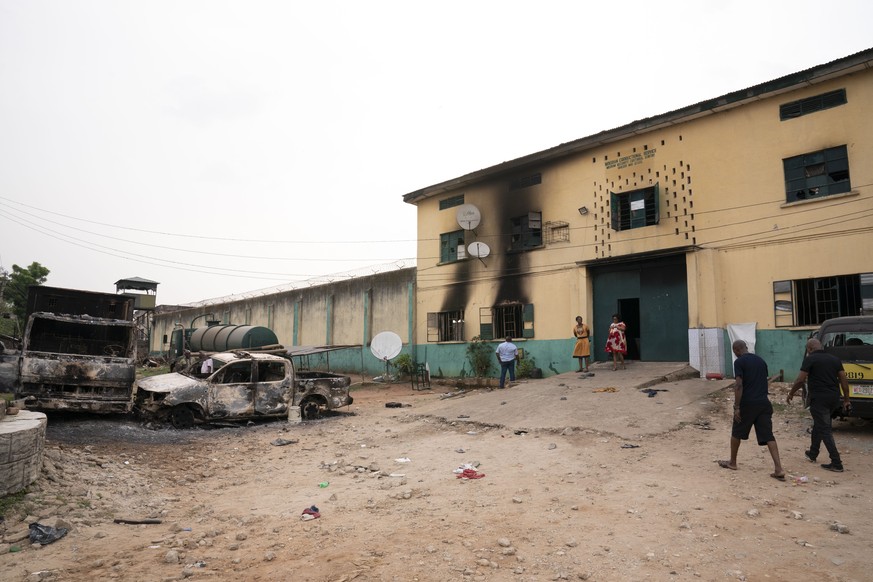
<box><xmin>1</xmin><ymin>365</ymin><xmax>871</xmax><ymax>582</ymax></box>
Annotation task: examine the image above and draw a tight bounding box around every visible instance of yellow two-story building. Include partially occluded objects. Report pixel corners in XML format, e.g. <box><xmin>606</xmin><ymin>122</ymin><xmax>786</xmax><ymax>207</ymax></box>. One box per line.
<box><xmin>404</xmin><ymin>48</ymin><xmax>873</xmax><ymax>378</ymax></box>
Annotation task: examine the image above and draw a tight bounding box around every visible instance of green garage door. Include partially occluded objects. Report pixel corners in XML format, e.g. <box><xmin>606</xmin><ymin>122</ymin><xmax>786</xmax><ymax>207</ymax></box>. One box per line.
<box><xmin>591</xmin><ymin>255</ymin><xmax>689</xmax><ymax>362</ymax></box>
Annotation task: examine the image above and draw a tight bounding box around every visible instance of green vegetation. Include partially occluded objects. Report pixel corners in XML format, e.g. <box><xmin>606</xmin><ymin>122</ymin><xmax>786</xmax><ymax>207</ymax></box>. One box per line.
<box><xmin>517</xmin><ymin>356</ymin><xmax>537</xmax><ymax>379</ymax></box>
<box><xmin>0</xmin><ymin>261</ymin><xmax>50</xmax><ymax>337</ymax></box>
<box><xmin>0</xmin><ymin>489</ymin><xmax>28</xmax><ymax>517</ymax></box>
<box><xmin>391</xmin><ymin>353</ymin><xmax>415</xmax><ymax>379</ymax></box>
<box><xmin>466</xmin><ymin>336</ymin><xmax>494</xmax><ymax>378</ymax></box>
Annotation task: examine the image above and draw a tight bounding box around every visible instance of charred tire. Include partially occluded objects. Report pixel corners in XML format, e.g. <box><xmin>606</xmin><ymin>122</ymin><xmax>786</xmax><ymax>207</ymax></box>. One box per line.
<box><xmin>300</xmin><ymin>399</ymin><xmax>326</xmax><ymax>420</ymax></box>
<box><xmin>169</xmin><ymin>405</ymin><xmax>196</xmax><ymax>429</ymax></box>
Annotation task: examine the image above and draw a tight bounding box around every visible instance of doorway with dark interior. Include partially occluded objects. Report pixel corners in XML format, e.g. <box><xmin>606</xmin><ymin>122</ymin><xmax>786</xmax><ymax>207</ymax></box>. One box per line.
<box><xmin>617</xmin><ymin>298</ymin><xmax>641</xmax><ymax>360</ymax></box>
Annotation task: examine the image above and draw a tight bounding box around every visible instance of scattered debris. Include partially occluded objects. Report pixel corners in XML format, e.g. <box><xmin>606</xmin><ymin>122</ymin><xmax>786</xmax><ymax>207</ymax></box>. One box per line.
<box><xmin>113</xmin><ymin>518</ymin><xmax>163</xmax><ymax>525</ymax></box>
<box><xmin>271</xmin><ymin>438</ymin><xmax>299</xmax><ymax>446</ymax></box>
<box><xmin>456</xmin><ymin>468</ymin><xmax>486</xmax><ymax>479</ymax></box>
<box><xmin>642</xmin><ymin>388</ymin><xmax>669</xmax><ymax>397</ymax></box>
<box><xmin>593</xmin><ymin>387</ymin><xmax>618</xmax><ymax>393</ymax></box>
<box><xmin>29</xmin><ymin>523</ymin><xmax>68</xmax><ymax>545</ymax></box>
<box><xmin>301</xmin><ymin>506</ymin><xmax>320</xmax><ymax>520</ymax></box>
<box><xmin>620</xmin><ymin>443</ymin><xmax>640</xmax><ymax>449</ymax></box>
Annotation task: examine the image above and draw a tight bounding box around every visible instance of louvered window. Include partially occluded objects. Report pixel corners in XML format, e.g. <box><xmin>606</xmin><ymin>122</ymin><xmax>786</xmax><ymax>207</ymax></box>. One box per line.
<box><xmin>780</xmin><ymin>89</ymin><xmax>847</xmax><ymax>120</ymax></box>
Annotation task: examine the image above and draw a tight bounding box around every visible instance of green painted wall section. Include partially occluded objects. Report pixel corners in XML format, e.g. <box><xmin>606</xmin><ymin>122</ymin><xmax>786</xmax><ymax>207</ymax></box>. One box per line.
<box><xmin>723</xmin><ymin>329</ymin><xmax>811</xmax><ymax>380</ymax></box>
<box><xmin>150</xmin><ymin>323</ymin><xmax>812</xmax><ymax>382</ymax></box>
<box><xmin>411</xmin><ymin>338</ymin><xmax>582</xmax><ymax>379</ymax></box>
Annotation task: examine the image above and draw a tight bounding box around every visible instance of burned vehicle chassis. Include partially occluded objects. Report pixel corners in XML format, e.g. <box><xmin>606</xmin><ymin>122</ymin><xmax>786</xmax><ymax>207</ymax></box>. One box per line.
<box><xmin>135</xmin><ymin>351</ymin><xmax>353</xmax><ymax>428</ymax></box>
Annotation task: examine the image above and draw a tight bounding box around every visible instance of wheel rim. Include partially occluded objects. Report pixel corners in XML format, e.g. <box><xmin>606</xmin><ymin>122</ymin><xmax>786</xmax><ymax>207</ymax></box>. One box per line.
<box><xmin>301</xmin><ymin>401</ymin><xmax>322</xmax><ymax>420</ymax></box>
<box><xmin>170</xmin><ymin>406</ymin><xmax>195</xmax><ymax>429</ymax></box>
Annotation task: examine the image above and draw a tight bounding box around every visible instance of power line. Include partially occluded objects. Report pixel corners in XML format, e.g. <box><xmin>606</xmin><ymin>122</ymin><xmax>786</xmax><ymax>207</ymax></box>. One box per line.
<box><xmin>0</xmin><ymin>211</ymin><xmax>399</xmax><ymax>281</ymax></box>
<box><xmin>0</xmin><ymin>205</ymin><xmax>409</xmax><ymax>262</ymax></box>
<box><xmin>0</xmin><ymin>195</ymin><xmax>419</xmax><ymax>245</ymax></box>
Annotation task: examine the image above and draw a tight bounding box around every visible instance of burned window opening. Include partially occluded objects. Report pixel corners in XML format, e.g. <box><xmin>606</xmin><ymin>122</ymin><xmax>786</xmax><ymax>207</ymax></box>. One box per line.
<box><xmin>510</xmin><ymin>212</ymin><xmax>543</xmax><ymax>251</ymax></box>
<box><xmin>479</xmin><ymin>303</ymin><xmax>534</xmax><ymax>340</ymax></box>
<box><xmin>427</xmin><ymin>310</ymin><xmax>464</xmax><ymax>342</ymax></box>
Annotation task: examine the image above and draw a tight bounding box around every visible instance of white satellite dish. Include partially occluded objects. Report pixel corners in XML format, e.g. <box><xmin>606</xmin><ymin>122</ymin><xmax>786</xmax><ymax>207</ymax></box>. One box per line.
<box><xmin>371</xmin><ymin>331</ymin><xmax>403</xmax><ymax>361</ymax></box>
<box><xmin>456</xmin><ymin>204</ymin><xmax>481</xmax><ymax>230</ymax></box>
<box><xmin>466</xmin><ymin>241</ymin><xmax>491</xmax><ymax>259</ymax></box>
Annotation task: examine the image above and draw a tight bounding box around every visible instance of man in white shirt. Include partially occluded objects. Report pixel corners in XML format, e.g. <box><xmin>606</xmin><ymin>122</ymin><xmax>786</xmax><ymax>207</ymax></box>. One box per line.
<box><xmin>200</xmin><ymin>354</ymin><xmax>214</xmax><ymax>375</ymax></box>
<box><xmin>495</xmin><ymin>336</ymin><xmax>519</xmax><ymax>389</ymax></box>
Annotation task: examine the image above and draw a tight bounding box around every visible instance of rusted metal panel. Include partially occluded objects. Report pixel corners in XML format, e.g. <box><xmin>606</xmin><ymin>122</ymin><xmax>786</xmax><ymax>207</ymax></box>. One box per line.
<box><xmin>26</xmin><ymin>286</ymin><xmax>134</xmax><ymax>321</ymax></box>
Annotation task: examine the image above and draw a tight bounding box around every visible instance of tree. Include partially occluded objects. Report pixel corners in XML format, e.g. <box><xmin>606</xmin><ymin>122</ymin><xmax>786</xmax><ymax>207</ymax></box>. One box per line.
<box><xmin>2</xmin><ymin>262</ymin><xmax>50</xmax><ymax>326</ymax></box>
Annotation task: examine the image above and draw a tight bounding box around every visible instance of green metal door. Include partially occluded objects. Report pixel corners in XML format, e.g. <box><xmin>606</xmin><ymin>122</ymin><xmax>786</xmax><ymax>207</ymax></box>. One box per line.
<box><xmin>591</xmin><ymin>255</ymin><xmax>689</xmax><ymax>362</ymax></box>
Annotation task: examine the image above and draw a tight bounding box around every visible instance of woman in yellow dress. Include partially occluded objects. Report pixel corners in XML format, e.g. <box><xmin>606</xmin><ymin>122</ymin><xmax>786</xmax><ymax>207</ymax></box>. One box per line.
<box><xmin>572</xmin><ymin>316</ymin><xmax>591</xmax><ymax>372</ymax></box>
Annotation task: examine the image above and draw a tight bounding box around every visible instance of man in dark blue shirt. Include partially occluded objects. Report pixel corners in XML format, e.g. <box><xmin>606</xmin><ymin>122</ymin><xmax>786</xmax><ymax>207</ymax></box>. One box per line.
<box><xmin>718</xmin><ymin>340</ymin><xmax>785</xmax><ymax>479</ymax></box>
<box><xmin>787</xmin><ymin>338</ymin><xmax>851</xmax><ymax>472</ymax></box>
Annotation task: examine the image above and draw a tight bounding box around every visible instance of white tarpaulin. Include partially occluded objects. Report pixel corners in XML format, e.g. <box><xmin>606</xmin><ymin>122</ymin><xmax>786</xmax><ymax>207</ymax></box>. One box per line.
<box><xmin>727</xmin><ymin>323</ymin><xmax>758</xmax><ymax>369</ymax></box>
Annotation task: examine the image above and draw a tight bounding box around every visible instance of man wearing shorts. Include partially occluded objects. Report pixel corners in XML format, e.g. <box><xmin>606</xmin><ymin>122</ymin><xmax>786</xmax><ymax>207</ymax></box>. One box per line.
<box><xmin>718</xmin><ymin>340</ymin><xmax>785</xmax><ymax>480</ymax></box>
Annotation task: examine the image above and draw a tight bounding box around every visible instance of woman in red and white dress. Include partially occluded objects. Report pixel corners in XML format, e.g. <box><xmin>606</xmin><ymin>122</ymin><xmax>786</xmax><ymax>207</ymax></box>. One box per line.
<box><xmin>605</xmin><ymin>313</ymin><xmax>627</xmax><ymax>370</ymax></box>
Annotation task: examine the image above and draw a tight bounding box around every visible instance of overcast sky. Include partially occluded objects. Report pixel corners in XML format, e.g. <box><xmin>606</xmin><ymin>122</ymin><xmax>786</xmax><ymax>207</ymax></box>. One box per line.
<box><xmin>1</xmin><ymin>0</ymin><xmax>871</xmax><ymax>306</ymax></box>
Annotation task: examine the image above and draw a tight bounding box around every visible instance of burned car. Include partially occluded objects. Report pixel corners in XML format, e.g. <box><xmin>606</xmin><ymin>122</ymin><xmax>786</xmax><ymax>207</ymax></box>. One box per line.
<box><xmin>134</xmin><ymin>351</ymin><xmax>353</xmax><ymax>428</ymax></box>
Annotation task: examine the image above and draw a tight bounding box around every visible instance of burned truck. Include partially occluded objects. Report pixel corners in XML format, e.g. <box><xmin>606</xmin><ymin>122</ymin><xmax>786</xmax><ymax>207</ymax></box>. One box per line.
<box><xmin>134</xmin><ymin>350</ymin><xmax>353</xmax><ymax>428</ymax></box>
<box><xmin>2</xmin><ymin>286</ymin><xmax>137</xmax><ymax>413</ymax></box>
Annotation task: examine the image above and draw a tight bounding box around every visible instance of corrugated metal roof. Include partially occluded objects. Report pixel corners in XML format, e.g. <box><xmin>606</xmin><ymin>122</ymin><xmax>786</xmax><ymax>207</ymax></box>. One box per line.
<box><xmin>403</xmin><ymin>48</ymin><xmax>873</xmax><ymax>204</ymax></box>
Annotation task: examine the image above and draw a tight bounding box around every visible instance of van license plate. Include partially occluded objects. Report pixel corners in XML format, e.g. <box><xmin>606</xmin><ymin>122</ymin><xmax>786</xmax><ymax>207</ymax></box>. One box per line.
<box><xmin>850</xmin><ymin>384</ymin><xmax>873</xmax><ymax>397</ymax></box>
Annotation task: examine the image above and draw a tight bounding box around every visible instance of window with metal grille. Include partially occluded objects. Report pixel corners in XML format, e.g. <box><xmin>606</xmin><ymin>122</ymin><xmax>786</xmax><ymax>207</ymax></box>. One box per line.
<box><xmin>427</xmin><ymin>310</ymin><xmax>464</xmax><ymax>342</ymax></box>
<box><xmin>610</xmin><ymin>185</ymin><xmax>659</xmax><ymax>231</ymax></box>
<box><xmin>780</xmin><ymin>89</ymin><xmax>847</xmax><ymax>121</ymax></box>
<box><xmin>773</xmin><ymin>274</ymin><xmax>870</xmax><ymax>327</ymax></box>
<box><xmin>440</xmin><ymin>230</ymin><xmax>466</xmax><ymax>263</ymax></box>
<box><xmin>509</xmin><ymin>173</ymin><xmax>542</xmax><ymax>190</ymax></box>
<box><xmin>544</xmin><ymin>221</ymin><xmax>570</xmax><ymax>244</ymax></box>
<box><xmin>510</xmin><ymin>212</ymin><xmax>543</xmax><ymax>250</ymax></box>
<box><xmin>479</xmin><ymin>303</ymin><xmax>534</xmax><ymax>339</ymax></box>
<box><xmin>783</xmin><ymin>145</ymin><xmax>851</xmax><ymax>203</ymax></box>
<box><xmin>439</xmin><ymin>194</ymin><xmax>465</xmax><ymax>210</ymax></box>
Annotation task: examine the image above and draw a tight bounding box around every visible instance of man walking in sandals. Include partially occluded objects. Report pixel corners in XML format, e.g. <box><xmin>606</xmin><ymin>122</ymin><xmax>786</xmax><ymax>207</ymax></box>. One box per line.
<box><xmin>718</xmin><ymin>340</ymin><xmax>786</xmax><ymax>480</ymax></box>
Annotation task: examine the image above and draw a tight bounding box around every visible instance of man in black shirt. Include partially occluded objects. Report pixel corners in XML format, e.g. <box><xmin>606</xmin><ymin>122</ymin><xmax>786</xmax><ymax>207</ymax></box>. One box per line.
<box><xmin>787</xmin><ymin>338</ymin><xmax>851</xmax><ymax>472</ymax></box>
<box><xmin>718</xmin><ymin>340</ymin><xmax>785</xmax><ymax>479</ymax></box>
